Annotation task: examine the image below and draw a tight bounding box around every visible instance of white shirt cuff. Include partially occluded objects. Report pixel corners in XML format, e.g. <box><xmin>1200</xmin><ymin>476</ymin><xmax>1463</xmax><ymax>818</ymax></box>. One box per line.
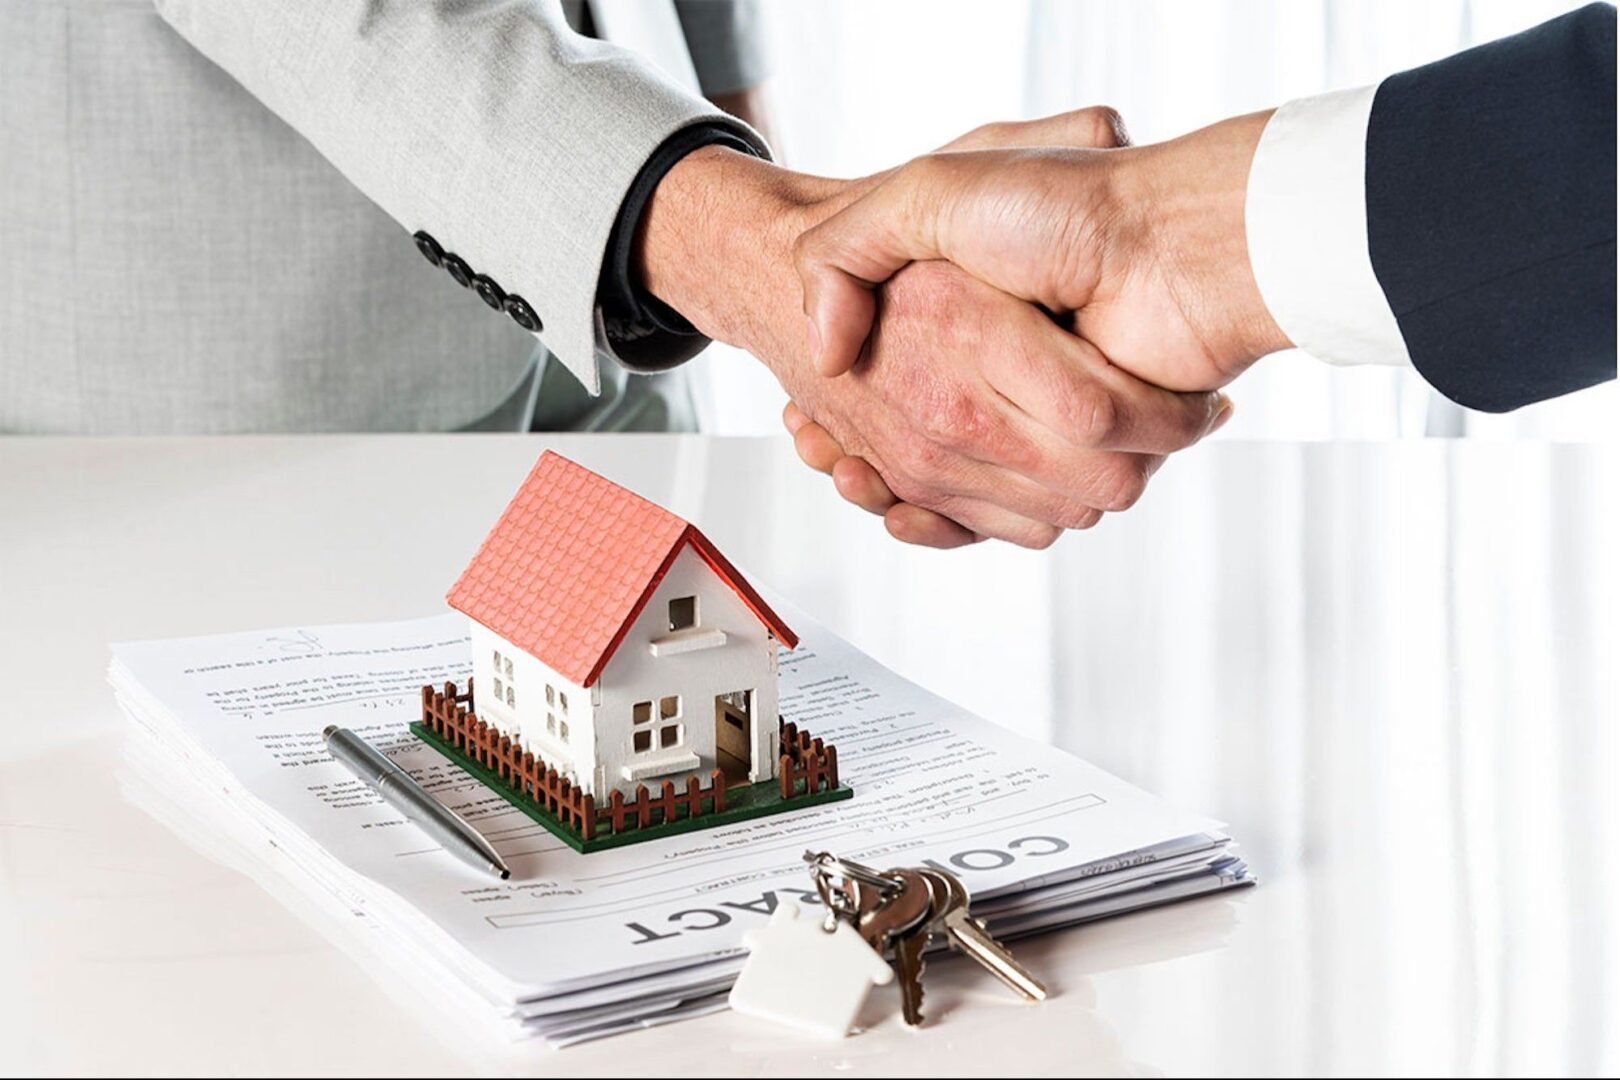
<box><xmin>1245</xmin><ymin>85</ymin><xmax>1413</xmax><ymax>369</ymax></box>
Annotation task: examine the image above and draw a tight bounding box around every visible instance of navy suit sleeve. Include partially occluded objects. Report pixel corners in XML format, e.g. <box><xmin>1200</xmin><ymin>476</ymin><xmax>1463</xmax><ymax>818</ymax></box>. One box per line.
<box><xmin>1365</xmin><ymin>3</ymin><xmax>1616</xmax><ymax>412</ymax></box>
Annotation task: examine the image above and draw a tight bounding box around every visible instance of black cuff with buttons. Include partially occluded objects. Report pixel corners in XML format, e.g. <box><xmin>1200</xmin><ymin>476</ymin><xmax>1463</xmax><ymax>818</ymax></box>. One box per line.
<box><xmin>410</xmin><ymin>121</ymin><xmax>763</xmax><ymax>371</ymax></box>
<box><xmin>412</xmin><ymin>229</ymin><xmax>543</xmax><ymax>333</ymax></box>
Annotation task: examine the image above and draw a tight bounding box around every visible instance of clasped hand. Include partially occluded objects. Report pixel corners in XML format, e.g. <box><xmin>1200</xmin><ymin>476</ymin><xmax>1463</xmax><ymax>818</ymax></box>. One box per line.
<box><xmin>781</xmin><ymin>107</ymin><xmax>1294</xmax><ymax>548</ymax></box>
<box><xmin>640</xmin><ymin>108</ymin><xmax>1287</xmax><ymax>548</ymax></box>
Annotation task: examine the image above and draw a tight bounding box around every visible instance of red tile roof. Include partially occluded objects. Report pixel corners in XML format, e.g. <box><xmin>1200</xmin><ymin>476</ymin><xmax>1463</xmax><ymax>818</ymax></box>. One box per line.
<box><xmin>446</xmin><ymin>451</ymin><xmax>797</xmax><ymax>686</ymax></box>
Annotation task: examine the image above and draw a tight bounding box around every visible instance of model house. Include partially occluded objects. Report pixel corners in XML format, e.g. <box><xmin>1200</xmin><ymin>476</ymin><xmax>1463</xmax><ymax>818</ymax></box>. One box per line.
<box><xmin>443</xmin><ymin>451</ymin><xmax>799</xmax><ymax>801</ymax></box>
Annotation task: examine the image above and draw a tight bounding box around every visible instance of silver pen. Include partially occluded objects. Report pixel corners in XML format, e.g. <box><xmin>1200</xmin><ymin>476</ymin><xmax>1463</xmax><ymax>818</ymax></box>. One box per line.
<box><xmin>323</xmin><ymin>725</ymin><xmax>511</xmax><ymax>880</ymax></box>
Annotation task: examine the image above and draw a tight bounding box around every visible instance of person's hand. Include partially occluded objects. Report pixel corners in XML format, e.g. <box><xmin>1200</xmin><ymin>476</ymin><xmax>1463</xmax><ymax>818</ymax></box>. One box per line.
<box><xmin>794</xmin><ymin>108</ymin><xmax>1294</xmax><ymax>393</ymax></box>
<box><xmin>780</xmin><ymin>108</ymin><xmax>1289</xmax><ymax>543</ymax></box>
<box><xmin>635</xmin><ymin>115</ymin><xmax>1231</xmax><ymax>549</ymax></box>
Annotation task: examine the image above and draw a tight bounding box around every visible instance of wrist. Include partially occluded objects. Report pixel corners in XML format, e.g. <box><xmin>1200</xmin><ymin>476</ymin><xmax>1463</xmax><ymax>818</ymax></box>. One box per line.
<box><xmin>1122</xmin><ymin>111</ymin><xmax>1294</xmax><ymax>368</ymax></box>
<box><xmin>635</xmin><ymin>146</ymin><xmax>831</xmax><ymax>359</ymax></box>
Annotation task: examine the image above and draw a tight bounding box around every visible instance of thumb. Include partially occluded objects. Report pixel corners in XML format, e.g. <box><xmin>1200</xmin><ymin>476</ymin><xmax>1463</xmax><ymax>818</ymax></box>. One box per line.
<box><xmin>794</xmin><ymin>164</ymin><xmax>948</xmax><ymax>377</ymax></box>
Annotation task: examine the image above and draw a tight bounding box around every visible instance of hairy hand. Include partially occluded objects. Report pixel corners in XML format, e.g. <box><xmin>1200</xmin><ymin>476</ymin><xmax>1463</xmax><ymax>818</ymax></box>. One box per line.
<box><xmin>779</xmin><ymin>108</ymin><xmax>1285</xmax><ymax>544</ymax></box>
<box><xmin>635</xmin><ymin>115</ymin><xmax>1230</xmax><ymax>549</ymax></box>
<box><xmin>795</xmin><ymin>108</ymin><xmax>1291</xmax><ymax>393</ymax></box>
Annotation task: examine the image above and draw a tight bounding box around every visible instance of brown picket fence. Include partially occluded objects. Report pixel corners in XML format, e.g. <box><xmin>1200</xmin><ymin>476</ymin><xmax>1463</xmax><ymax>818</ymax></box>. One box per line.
<box><xmin>777</xmin><ymin>719</ymin><xmax>840</xmax><ymax>799</ymax></box>
<box><xmin>422</xmin><ymin>679</ymin><xmax>830</xmax><ymax>842</ymax></box>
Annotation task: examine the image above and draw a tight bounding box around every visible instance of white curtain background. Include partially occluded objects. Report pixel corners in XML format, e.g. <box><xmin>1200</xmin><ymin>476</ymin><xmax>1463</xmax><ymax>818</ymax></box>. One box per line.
<box><xmin>698</xmin><ymin>0</ymin><xmax>1613</xmax><ymax>440</ymax></box>
<box><xmin>681</xmin><ymin>9</ymin><xmax>1614</xmax><ymax>1067</ymax></box>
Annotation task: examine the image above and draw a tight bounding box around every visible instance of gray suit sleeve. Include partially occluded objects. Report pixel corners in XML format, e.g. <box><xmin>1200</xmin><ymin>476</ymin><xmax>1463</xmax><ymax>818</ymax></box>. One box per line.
<box><xmin>154</xmin><ymin>0</ymin><xmax>767</xmax><ymax>395</ymax></box>
<box><xmin>676</xmin><ymin>0</ymin><xmax>771</xmax><ymax>96</ymax></box>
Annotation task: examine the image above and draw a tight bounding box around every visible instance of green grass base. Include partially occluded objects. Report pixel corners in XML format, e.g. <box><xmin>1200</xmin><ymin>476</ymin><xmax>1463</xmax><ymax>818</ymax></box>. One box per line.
<box><xmin>410</xmin><ymin>721</ymin><xmax>854</xmax><ymax>853</ymax></box>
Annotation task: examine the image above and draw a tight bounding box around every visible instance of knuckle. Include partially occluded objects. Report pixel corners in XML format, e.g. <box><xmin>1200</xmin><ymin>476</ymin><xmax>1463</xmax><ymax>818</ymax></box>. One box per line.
<box><xmin>966</xmin><ymin>120</ymin><xmax>1010</xmax><ymax>146</ymax></box>
<box><xmin>885</xmin><ymin>447</ymin><xmax>944</xmax><ymax>503</ymax></box>
<box><xmin>1016</xmin><ymin>524</ymin><xmax>1063</xmax><ymax>551</ymax></box>
<box><xmin>995</xmin><ymin>433</ymin><xmax>1046</xmax><ymax>476</ymax></box>
<box><xmin>1086</xmin><ymin>105</ymin><xmax>1128</xmax><ymax>147</ymax></box>
<box><xmin>909</xmin><ymin>435</ymin><xmax>951</xmax><ymax>475</ymax></box>
<box><xmin>790</xmin><ymin>228</ymin><xmax>819</xmax><ymax>274</ymax></box>
<box><xmin>914</xmin><ymin>150</ymin><xmax>955</xmax><ymax>182</ymax></box>
<box><xmin>896</xmin><ymin>259</ymin><xmax>974</xmax><ymax>319</ymax></box>
<box><xmin>1069</xmin><ymin>383</ymin><xmax>1119</xmax><ymax>448</ymax></box>
<box><xmin>1097</xmin><ymin>457</ymin><xmax>1150</xmax><ymax>512</ymax></box>
<box><xmin>1184</xmin><ymin>394</ymin><xmax>1224</xmax><ymax>445</ymax></box>
<box><xmin>918</xmin><ymin>384</ymin><xmax>992</xmax><ymax>450</ymax></box>
<box><xmin>1054</xmin><ymin>502</ymin><xmax>1102</xmax><ymax>531</ymax></box>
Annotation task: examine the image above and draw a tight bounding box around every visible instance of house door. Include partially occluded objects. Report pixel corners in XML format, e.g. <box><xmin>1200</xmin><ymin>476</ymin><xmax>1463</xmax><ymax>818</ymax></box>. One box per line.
<box><xmin>714</xmin><ymin>689</ymin><xmax>753</xmax><ymax>787</ymax></box>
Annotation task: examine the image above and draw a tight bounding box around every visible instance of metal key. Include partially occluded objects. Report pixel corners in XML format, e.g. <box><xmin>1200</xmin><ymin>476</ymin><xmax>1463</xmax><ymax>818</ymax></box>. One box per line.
<box><xmin>869</xmin><ymin>869</ymin><xmax>936</xmax><ymax>1025</ymax></box>
<box><xmin>827</xmin><ymin>862</ymin><xmax>935</xmax><ymax>1026</ymax></box>
<box><xmin>845</xmin><ymin>867</ymin><xmax>931</xmax><ymax>953</ymax></box>
<box><xmin>917</xmin><ymin>868</ymin><xmax>1047</xmax><ymax>1002</ymax></box>
<box><xmin>889</xmin><ymin>919</ymin><xmax>932</xmax><ymax>1026</ymax></box>
<box><xmin>804</xmin><ymin>851</ymin><xmax>926</xmax><ymax>943</ymax></box>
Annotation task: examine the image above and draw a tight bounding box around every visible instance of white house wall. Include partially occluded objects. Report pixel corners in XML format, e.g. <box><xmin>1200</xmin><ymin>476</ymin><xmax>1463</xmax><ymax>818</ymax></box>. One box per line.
<box><xmin>594</xmin><ymin>543</ymin><xmax>780</xmax><ymax>797</ymax></box>
<box><xmin>466</xmin><ymin>620</ymin><xmax>596</xmax><ymax>788</ymax></box>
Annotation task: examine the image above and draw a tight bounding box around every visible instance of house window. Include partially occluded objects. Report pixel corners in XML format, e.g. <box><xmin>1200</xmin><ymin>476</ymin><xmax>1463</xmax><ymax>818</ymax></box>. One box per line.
<box><xmin>559</xmin><ymin>691</ymin><xmax>569</xmax><ymax>713</ymax></box>
<box><xmin>633</xmin><ymin>698</ymin><xmax>681</xmax><ymax>754</ymax></box>
<box><xmin>559</xmin><ymin>720</ymin><xmax>569</xmax><ymax>742</ymax></box>
<box><xmin>492</xmin><ymin>650</ymin><xmax>515</xmax><ymax>708</ymax></box>
<box><xmin>668</xmin><ymin>595</ymin><xmax>697</xmax><ymax>631</ymax></box>
<box><xmin>633</xmin><ymin>700</ymin><xmax>662</xmax><ymax>755</ymax></box>
<box><xmin>659</xmin><ymin>698</ymin><xmax>682</xmax><ymax>749</ymax></box>
<box><xmin>546</xmin><ymin>685</ymin><xmax>554</xmax><ymax>707</ymax></box>
<box><xmin>547</xmin><ymin>712</ymin><xmax>556</xmax><ymax>734</ymax></box>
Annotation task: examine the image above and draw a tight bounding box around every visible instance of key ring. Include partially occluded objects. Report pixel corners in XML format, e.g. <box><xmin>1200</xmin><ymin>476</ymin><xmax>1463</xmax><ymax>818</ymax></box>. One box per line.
<box><xmin>802</xmin><ymin>851</ymin><xmax>904</xmax><ymax>928</ymax></box>
<box><xmin>803</xmin><ymin>850</ymin><xmax>906</xmax><ymax>892</ymax></box>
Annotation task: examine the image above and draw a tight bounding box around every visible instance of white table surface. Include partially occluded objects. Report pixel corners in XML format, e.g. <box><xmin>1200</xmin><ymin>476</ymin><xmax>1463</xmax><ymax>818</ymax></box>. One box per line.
<box><xmin>1</xmin><ymin>434</ymin><xmax>1614</xmax><ymax>1077</ymax></box>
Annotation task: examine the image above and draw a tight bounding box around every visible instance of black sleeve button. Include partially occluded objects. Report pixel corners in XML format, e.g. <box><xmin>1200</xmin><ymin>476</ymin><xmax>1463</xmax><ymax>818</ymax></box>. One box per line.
<box><xmin>471</xmin><ymin>274</ymin><xmax>506</xmax><ymax>312</ymax></box>
<box><xmin>503</xmin><ymin>294</ymin><xmax>543</xmax><ymax>332</ymax></box>
<box><xmin>441</xmin><ymin>253</ymin><xmax>474</xmax><ymax>288</ymax></box>
<box><xmin>413</xmin><ymin>230</ymin><xmax>444</xmax><ymax>267</ymax></box>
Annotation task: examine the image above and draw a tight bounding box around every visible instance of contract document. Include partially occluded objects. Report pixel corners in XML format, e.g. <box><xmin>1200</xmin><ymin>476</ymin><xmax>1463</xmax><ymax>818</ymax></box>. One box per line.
<box><xmin>112</xmin><ymin>599</ymin><xmax>1250</xmax><ymax>1047</ymax></box>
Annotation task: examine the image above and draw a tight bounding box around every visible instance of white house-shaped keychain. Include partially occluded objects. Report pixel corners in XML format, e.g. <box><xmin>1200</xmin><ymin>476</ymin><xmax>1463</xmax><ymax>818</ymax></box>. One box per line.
<box><xmin>728</xmin><ymin>902</ymin><xmax>894</xmax><ymax>1039</ymax></box>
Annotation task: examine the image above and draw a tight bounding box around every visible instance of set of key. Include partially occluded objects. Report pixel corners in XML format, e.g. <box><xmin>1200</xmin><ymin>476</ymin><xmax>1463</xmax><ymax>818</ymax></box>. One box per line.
<box><xmin>804</xmin><ymin>851</ymin><xmax>1047</xmax><ymax>1026</ymax></box>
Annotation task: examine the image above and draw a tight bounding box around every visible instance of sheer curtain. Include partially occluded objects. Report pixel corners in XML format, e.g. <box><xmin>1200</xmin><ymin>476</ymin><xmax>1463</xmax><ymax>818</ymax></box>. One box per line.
<box><xmin>699</xmin><ymin>0</ymin><xmax>1612</xmax><ymax>440</ymax></box>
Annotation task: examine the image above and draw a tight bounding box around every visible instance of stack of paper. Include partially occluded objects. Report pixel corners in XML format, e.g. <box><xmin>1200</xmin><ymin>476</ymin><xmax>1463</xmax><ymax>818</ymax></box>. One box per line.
<box><xmin>111</xmin><ymin>602</ymin><xmax>1250</xmax><ymax>1048</ymax></box>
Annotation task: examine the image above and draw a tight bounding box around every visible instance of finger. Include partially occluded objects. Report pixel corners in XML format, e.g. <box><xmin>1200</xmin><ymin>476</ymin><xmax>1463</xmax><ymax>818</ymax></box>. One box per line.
<box><xmin>794</xmin><ymin>171</ymin><xmax>937</xmax><ymax>378</ymax></box>
<box><xmin>782</xmin><ymin>400</ymin><xmax>812</xmax><ymax>435</ymax></box>
<box><xmin>803</xmin><ymin>270</ymin><xmax>877</xmax><ymax>379</ymax></box>
<box><xmin>989</xmin><ymin>322</ymin><xmax>1231</xmax><ymax>455</ymax></box>
<box><xmin>883</xmin><ymin>503</ymin><xmax>982</xmax><ymax>549</ymax></box>
<box><xmin>792</xmin><ymin>419</ymin><xmax>844</xmax><ymax>474</ymax></box>
<box><xmin>834</xmin><ymin>454</ymin><xmax>1081</xmax><ymax>553</ymax></box>
<box><xmin>830</xmin><ymin>456</ymin><xmax>899</xmax><ymax>516</ymax></box>
<box><xmin>791</xmin><ymin>412</ymin><xmax>1094</xmax><ymax>534</ymax></box>
<box><xmin>897</xmin><ymin>492</ymin><xmax>1066</xmax><ymax>550</ymax></box>
<box><xmin>938</xmin><ymin>450</ymin><xmax>1118</xmax><ymax>525</ymax></box>
<box><xmin>938</xmin><ymin>105</ymin><xmax>1131</xmax><ymax>152</ymax></box>
<box><xmin>875</xmin><ymin>371</ymin><xmax>1136</xmax><ymax>524</ymax></box>
<box><xmin>825</xmin><ymin>452</ymin><xmax>985</xmax><ymax>550</ymax></box>
<box><xmin>849</xmin><ymin>439</ymin><xmax>1099</xmax><ymax>546</ymax></box>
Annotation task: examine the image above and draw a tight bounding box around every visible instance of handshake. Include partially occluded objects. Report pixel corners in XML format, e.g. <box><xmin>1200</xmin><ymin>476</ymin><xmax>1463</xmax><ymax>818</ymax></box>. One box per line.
<box><xmin>638</xmin><ymin>106</ymin><xmax>1290</xmax><ymax>549</ymax></box>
